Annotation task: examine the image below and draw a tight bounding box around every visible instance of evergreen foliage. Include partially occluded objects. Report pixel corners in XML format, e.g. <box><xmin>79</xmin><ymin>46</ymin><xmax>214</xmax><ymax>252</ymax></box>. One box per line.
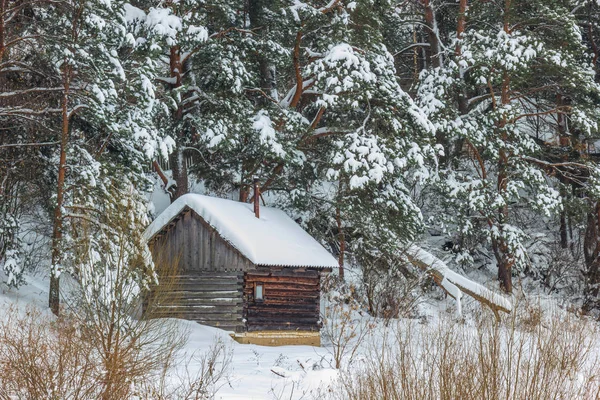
<box><xmin>2</xmin><ymin>0</ymin><xmax>600</xmax><ymax>312</ymax></box>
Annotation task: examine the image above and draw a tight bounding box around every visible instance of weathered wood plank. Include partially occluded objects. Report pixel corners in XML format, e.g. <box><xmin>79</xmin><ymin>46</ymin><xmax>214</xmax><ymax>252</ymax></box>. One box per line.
<box><xmin>248</xmin><ymin>304</ymin><xmax>319</xmax><ymax>312</ymax></box>
<box><xmin>245</xmin><ymin>275</ymin><xmax>319</xmax><ymax>284</ymax></box>
<box><xmin>255</xmin><ymin>268</ymin><xmax>320</xmax><ymax>277</ymax></box>
<box><xmin>247</xmin><ymin>324</ymin><xmax>319</xmax><ymax>332</ymax></box>
<box><xmin>172</xmin><ymin>284</ymin><xmax>241</xmax><ymax>291</ymax></box>
<box><xmin>254</xmin><ymin>290</ymin><xmax>320</xmax><ymax>299</ymax></box>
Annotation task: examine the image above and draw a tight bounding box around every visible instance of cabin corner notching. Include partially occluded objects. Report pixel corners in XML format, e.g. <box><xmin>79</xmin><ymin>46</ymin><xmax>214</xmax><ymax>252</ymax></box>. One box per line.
<box><xmin>144</xmin><ymin>194</ymin><xmax>337</xmax><ymax>346</ymax></box>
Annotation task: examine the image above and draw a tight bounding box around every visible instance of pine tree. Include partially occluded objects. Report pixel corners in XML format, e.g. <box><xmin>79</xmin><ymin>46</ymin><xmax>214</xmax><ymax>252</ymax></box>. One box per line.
<box><xmin>37</xmin><ymin>0</ymin><xmax>167</xmax><ymax>314</ymax></box>
<box><xmin>417</xmin><ymin>0</ymin><xmax>600</xmax><ymax>293</ymax></box>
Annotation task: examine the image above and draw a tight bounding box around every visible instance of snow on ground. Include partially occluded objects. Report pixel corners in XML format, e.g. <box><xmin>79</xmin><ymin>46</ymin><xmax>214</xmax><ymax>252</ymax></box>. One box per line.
<box><xmin>2</xmin><ymin>269</ymin><xmax>600</xmax><ymax>399</ymax></box>
<box><xmin>0</xmin><ymin>272</ymin><xmax>339</xmax><ymax>399</ymax></box>
<box><xmin>0</xmin><ymin>271</ymin><xmax>50</xmax><ymax>313</ymax></box>
<box><xmin>175</xmin><ymin>320</ymin><xmax>338</xmax><ymax>399</ymax></box>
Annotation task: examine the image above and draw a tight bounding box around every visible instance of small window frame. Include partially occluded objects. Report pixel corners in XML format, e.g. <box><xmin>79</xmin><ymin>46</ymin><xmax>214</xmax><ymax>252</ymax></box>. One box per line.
<box><xmin>254</xmin><ymin>282</ymin><xmax>264</xmax><ymax>302</ymax></box>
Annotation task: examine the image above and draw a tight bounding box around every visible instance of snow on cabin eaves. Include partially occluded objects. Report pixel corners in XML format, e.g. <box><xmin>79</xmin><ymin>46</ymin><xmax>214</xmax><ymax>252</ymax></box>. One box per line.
<box><xmin>144</xmin><ymin>194</ymin><xmax>339</xmax><ymax>268</ymax></box>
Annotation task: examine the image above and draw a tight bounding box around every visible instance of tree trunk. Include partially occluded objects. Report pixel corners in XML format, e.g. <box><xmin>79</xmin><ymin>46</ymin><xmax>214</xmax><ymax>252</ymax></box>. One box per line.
<box><xmin>169</xmin><ymin>147</ymin><xmax>188</xmax><ymax>201</ymax></box>
<box><xmin>166</xmin><ymin>45</ymin><xmax>189</xmax><ymax>202</ymax></box>
<box><xmin>0</xmin><ymin>0</ymin><xmax>5</xmax><ymax>62</ymax></box>
<box><xmin>557</xmin><ymin>94</ymin><xmax>570</xmax><ymax>249</ymax></box>
<box><xmin>492</xmin><ymin>228</ymin><xmax>513</xmax><ymax>294</ymax></box>
<box><xmin>249</xmin><ymin>0</ymin><xmax>277</xmax><ymax>101</ymax></box>
<box><xmin>495</xmin><ymin>9</ymin><xmax>513</xmax><ymax>292</ymax></box>
<box><xmin>583</xmin><ymin>202</ymin><xmax>600</xmax><ymax>312</ymax></box>
<box><xmin>50</xmin><ymin>66</ymin><xmax>71</xmax><ymax>315</ymax></box>
<box><xmin>422</xmin><ymin>0</ymin><xmax>442</xmax><ymax>69</ymax></box>
<box><xmin>336</xmin><ymin>205</ymin><xmax>345</xmax><ymax>281</ymax></box>
<box><xmin>452</xmin><ymin>0</ymin><xmax>469</xmax><ymax>162</ymax></box>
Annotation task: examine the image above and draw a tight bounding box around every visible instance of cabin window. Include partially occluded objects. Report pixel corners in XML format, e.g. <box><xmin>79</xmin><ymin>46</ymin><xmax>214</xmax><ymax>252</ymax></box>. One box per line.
<box><xmin>254</xmin><ymin>282</ymin><xmax>264</xmax><ymax>301</ymax></box>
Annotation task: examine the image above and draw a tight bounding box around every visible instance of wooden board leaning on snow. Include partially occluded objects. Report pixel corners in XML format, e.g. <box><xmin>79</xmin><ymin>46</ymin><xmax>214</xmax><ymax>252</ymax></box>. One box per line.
<box><xmin>406</xmin><ymin>245</ymin><xmax>512</xmax><ymax>320</ymax></box>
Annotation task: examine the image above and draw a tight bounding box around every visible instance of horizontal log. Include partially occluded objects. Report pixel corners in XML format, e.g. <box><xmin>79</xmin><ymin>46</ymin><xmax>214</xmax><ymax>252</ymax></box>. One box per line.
<box><xmin>186</xmin><ymin>315</ymin><xmax>243</xmax><ymax>322</ymax></box>
<box><xmin>200</xmin><ymin>324</ymin><xmax>245</xmax><ymax>332</ymax></box>
<box><xmin>153</xmin><ymin>310</ymin><xmax>242</xmax><ymax>321</ymax></box>
<box><xmin>247</xmin><ymin>316</ymin><xmax>319</xmax><ymax>324</ymax></box>
<box><xmin>252</xmin><ymin>283</ymin><xmax>319</xmax><ymax>292</ymax></box>
<box><xmin>164</xmin><ymin>279</ymin><xmax>243</xmax><ymax>286</ymax></box>
<box><xmin>168</xmin><ymin>279</ymin><xmax>242</xmax><ymax>285</ymax></box>
<box><xmin>247</xmin><ymin>307</ymin><xmax>319</xmax><ymax>316</ymax></box>
<box><xmin>152</xmin><ymin>310</ymin><xmax>241</xmax><ymax>319</ymax></box>
<box><xmin>247</xmin><ymin>313</ymin><xmax>317</xmax><ymax>322</ymax></box>
<box><xmin>169</xmin><ymin>289</ymin><xmax>242</xmax><ymax>296</ymax></box>
<box><xmin>257</xmin><ymin>290</ymin><xmax>319</xmax><ymax>299</ymax></box>
<box><xmin>160</xmin><ymin>290</ymin><xmax>240</xmax><ymax>299</ymax></box>
<box><xmin>246</xmin><ymin>303</ymin><xmax>319</xmax><ymax>311</ymax></box>
<box><xmin>159</xmin><ymin>305</ymin><xmax>243</xmax><ymax>314</ymax></box>
<box><xmin>247</xmin><ymin>324</ymin><xmax>319</xmax><ymax>332</ymax></box>
<box><xmin>243</xmin><ymin>286</ymin><xmax>319</xmax><ymax>293</ymax></box>
<box><xmin>247</xmin><ymin>306</ymin><xmax>318</xmax><ymax>313</ymax></box>
<box><xmin>155</xmin><ymin>298</ymin><xmax>242</xmax><ymax>306</ymax></box>
<box><xmin>149</xmin><ymin>301</ymin><xmax>243</xmax><ymax>311</ymax></box>
<box><xmin>254</xmin><ymin>268</ymin><xmax>320</xmax><ymax>277</ymax></box>
<box><xmin>163</xmin><ymin>272</ymin><xmax>243</xmax><ymax>278</ymax></box>
<box><xmin>247</xmin><ymin>305</ymin><xmax>318</xmax><ymax>313</ymax></box>
<box><xmin>252</xmin><ymin>298</ymin><xmax>318</xmax><ymax>306</ymax></box>
<box><xmin>153</xmin><ymin>309</ymin><xmax>243</xmax><ymax>320</ymax></box>
<box><xmin>162</xmin><ymin>286</ymin><xmax>242</xmax><ymax>296</ymax></box>
<box><xmin>245</xmin><ymin>276</ymin><xmax>319</xmax><ymax>284</ymax></box>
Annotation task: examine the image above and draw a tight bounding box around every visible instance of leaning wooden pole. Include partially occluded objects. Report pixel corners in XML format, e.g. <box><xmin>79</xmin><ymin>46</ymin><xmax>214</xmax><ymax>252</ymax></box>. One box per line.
<box><xmin>405</xmin><ymin>246</ymin><xmax>512</xmax><ymax>321</ymax></box>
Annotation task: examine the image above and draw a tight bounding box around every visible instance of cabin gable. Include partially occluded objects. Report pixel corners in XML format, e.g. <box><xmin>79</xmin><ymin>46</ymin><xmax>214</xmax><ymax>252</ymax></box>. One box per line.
<box><xmin>148</xmin><ymin>207</ymin><xmax>255</xmax><ymax>273</ymax></box>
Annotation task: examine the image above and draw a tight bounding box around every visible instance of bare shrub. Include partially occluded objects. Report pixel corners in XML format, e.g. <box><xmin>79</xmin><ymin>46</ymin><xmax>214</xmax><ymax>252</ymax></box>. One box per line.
<box><xmin>321</xmin><ymin>299</ymin><xmax>375</xmax><ymax>369</ymax></box>
<box><xmin>327</xmin><ymin>306</ymin><xmax>600</xmax><ymax>400</ymax></box>
<box><xmin>359</xmin><ymin>256</ymin><xmax>424</xmax><ymax>321</ymax></box>
<box><xmin>0</xmin><ymin>193</ymin><xmax>204</xmax><ymax>399</ymax></box>
<box><xmin>0</xmin><ymin>306</ymin><xmax>100</xmax><ymax>399</ymax></box>
<box><xmin>144</xmin><ymin>337</ymin><xmax>233</xmax><ymax>400</ymax></box>
<box><xmin>0</xmin><ymin>305</ymin><xmax>233</xmax><ymax>400</ymax></box>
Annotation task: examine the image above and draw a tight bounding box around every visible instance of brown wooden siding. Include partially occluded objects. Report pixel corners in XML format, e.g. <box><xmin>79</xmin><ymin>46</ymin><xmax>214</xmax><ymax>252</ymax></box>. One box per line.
<box><xmin>147</xmin><ymin>209</ymin><xmax>254</xmax><ymax>331</ymax></box>
<box><xmin>243</xmin><ymin>268</ymin><xmax>322</xmax><ymax>332</ymax></box>
<box><xmin>148</xmin><ymin>208</ymin><xmax>327</xmax><ymax>334</ymax></box>
<box><xmin>149</xmin><ymin>209</ymin><xmax>255</xmax><ymax>273</ymax></box>
<box><xmin>149</xmin><ymin>271</ymin><xmax>245</xmax><ymax>332</ymax></box>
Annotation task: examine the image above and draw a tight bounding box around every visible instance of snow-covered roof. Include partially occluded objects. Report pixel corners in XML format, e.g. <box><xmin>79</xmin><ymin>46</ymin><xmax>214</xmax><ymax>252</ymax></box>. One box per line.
<box><xmin>144</xmin><ymin>194</ymin><xmax>339</xmax><ymax>268</ymax></box>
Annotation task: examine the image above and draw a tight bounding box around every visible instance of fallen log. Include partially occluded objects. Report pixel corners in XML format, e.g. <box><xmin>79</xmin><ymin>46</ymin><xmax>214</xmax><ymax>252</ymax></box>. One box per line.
<box><xmin>406</xmin><ymin>245</ymin><xmax>512</xmax><ymax>321</ymax></box>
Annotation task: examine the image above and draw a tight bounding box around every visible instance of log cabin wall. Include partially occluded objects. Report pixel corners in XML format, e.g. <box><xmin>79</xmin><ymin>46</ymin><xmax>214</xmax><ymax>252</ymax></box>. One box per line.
<box><xmin>243</xmin><ymin>268</ymin><xmax>322</xmax><ymax>332</ymax></box>
<box><xmin>148</xmin><ymin>208</ymin><xmax>255</xmax><ymax>332</ymax></box>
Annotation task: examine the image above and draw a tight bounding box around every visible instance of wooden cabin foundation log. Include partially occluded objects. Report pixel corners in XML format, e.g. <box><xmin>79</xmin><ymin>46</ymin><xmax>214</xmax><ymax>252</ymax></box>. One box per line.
<box><xmin>231</xmin><ymin>331</ymin><xmax>321</xmax><ymax>347</ymax></box>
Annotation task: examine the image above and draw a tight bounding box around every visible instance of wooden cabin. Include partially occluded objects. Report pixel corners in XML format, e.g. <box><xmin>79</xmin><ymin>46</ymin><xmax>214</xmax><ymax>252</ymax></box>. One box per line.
<box><xmin>144</xmin><ymin>193</ymin><xmax>337</xmax><ymax>346</ymax></box>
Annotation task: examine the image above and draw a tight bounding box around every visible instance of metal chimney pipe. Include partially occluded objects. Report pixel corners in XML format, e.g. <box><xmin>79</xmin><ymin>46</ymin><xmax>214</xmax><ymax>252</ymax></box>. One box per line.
<box><xmin>253</xmin><ymin>177</ymin><xmax>260</xmax><ymax>219</ymax></box>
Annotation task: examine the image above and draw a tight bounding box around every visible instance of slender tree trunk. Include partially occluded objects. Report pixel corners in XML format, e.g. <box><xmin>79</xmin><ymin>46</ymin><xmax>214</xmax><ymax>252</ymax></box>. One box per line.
<box><xmin>494</xmin><ymin>20</ymin><xmax>514</xmax><ymax>293</ymax></box>
<box><xmin>336</xmin><ymin>206</ymin><xmax>345</xmax><ymax>280</ymax></box>
<box><xmin>0</xmin><ymin>0</ymin><xmax>5</xmax><ymax>62</ymax></box>
<box><xmin>491</xmin><ymin>2</ymin><xmax>515</xmax><ymax>293</ymax></box>
<box><xmin>249</xmin><ymin>0</ymin><xmax>277</xmax><ymax>101</ymax></box>
<box><xmin>169</xmin><ymin>147</ymin><xmax>188</xmax><ymax>200</ymax></box>
<box><xmin>50</xmin><ymin>66</ymin><xmax>71</xmax><ymax>315</ymax></box>
<box><xmin>559</xmin><ymin>210</ymin><xmax>569</xmax><ymax>249</ymax></box>
<box><xmin>167</xmin><ymin>45</ymin><xmax>189</xmax><ymax>202</ymax></box>
<box><xmin>422</xmin><ymin>0</ymin><xmax>448</xmax><ymax>161</ymax></box>
<box><xmin>452</xmin><ymin>0</ymin><xmax>469</xmax><ymax>162</ymax></box>
<box><xmin>583</xmin><ymin>201</ymin><xmax>600</xmax><ymax>312</ymax></box>
<box><xmin>422</xmin><ymin>0</ymin><xmax>442</xmax><ymax>69</ymax></box>
<box><xmin>557</xmin><ymin>94</ymin><xmax>570</xmax><ymax>249</ymax></box>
